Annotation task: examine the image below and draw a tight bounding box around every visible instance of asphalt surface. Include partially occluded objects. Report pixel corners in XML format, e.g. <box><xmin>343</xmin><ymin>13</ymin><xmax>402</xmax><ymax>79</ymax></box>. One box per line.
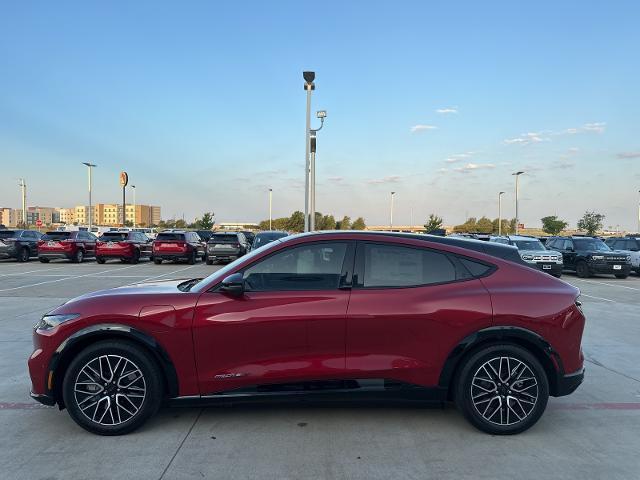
<box><xmin>1</xmin><ymin>258</ymin><xmax>639</xmax><ymax>480</ymax></box>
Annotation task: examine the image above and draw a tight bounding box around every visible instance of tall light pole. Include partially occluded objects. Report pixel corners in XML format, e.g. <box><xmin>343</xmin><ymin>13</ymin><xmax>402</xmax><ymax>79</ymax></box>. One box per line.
<box><xmin>131</xmin><ymin>185</ymin><xmax>136</xmax><ymax>227</ymax></box>
<box><xmin>269</xmin><ymin>188</ymin><xmax>273</xmax><ymax>230</ymax></box>
<box><xmin>309</xmin><ymin>110</ymin><xmax>326</xmax><ymax>231</ymax></box>
<box><xmin>303</xmin><ymin>71</ymin><xmax>315</xmax><ymax>232</ymax></box>
<box><xmin>512</xmin><ymin>171</ymin><xmax>524</xmax><ymax>234</ymax></box>
<box><xmin>390</xmin><ymin>191</ymin><xmax>396</xmax><ymax>230</ymax></box>
<box><xmin>637</xmin><ymin>189</ymin><xmax>640</xmax><ymax>234</ymax></box>
<box><xmin>498</xmin><ymin>191</ymin><xmax>505</xmax><ymax>236</ymax></box>
<box><xmin>82</xmin><ymin>163</ymin><xmax>97</xmax><ymax>229</ymax></box>
<box><xmin>18</xmin><ymin>178</ymin><xmax>26</xmax><ymax>227</ymax></box>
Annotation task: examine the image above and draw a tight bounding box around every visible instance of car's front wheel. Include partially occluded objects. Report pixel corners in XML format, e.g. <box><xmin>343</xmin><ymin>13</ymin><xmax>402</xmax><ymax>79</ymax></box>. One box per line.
<box><xmin>615</xmin><ymin>273</ymin><xmax>628</xmax><ymax>279</ymax></box>
<box><xmin>576</xmin><ymin>261</ymin><xmax>590</xmax><ymax>278</ymax></box>
<box><xmin>62</xmin><ymin>340</ymin><xmax>163</xmax><ymax>435</ymax></box>
<box><xmin>454</xmin><ymin>344</ymin><xmax>549</xmax><ymax>435</ymax></box>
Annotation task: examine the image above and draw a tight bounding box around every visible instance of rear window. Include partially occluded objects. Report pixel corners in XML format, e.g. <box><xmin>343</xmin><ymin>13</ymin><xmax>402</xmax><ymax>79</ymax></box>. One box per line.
<box><xmin>0</xmin><ymin>230</ymin><xmax>18</xmax><ymax>238</ymax></box>
<box><xmin>209</xmin><ymin>234</ymin><xmax>237</xmax><ymax>243</ymax></box>
<box><xmin>42</xmin><ymin>232</ymin><xmax>73</xmax><ymax>240</ymax></box>
<box><xmin>155</xmin><ymin>233</ymin><xmax>185</xmax><ymax>241</ymax></box>
<box><xmin>254</xmin><ymin>233</ymin><xmax>287</xmax><ymax>248</ymax></box>
<box><xmin>99</xmin><ymin>232</ymin><xmax>129</xmax><ymax>241</ymax></box>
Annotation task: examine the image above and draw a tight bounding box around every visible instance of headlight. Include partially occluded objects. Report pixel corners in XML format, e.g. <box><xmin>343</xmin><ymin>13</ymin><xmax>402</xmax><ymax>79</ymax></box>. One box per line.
<box><xmin>35</xmin><ymin>314</ymin><xmax>80</xmax><ymax>331</ymax></box>
<box><xmin>627</xmin><ymin>255</ymin><xmax>632</xmax><ymax>262</ymax></box>
<box><xmin>591</xmin><ymin>255</ymin><xmax>604</xmax><ymax>261</ymax></box>
<box><xmin>521</xmin><ymin>254</ymin><xmax>534</xmax><ymax>261</ymax></box>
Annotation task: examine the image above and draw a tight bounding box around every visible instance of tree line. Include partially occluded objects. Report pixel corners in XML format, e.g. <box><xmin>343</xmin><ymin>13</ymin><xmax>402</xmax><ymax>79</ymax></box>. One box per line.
<box><xmin>258</xmin><ymin>211</ymin><xmax>366</xmax><ymax>232</ymax></box>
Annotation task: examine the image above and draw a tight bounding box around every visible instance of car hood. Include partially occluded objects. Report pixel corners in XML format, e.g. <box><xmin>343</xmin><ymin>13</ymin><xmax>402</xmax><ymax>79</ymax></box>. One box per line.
<box><xmin>70</xmin><ymin>278</ymin><xmax>189</xmax><ymax>301</ymax></box>
<box><xmin>518</xmin><ymin>249</ymin><xmax>560</xmax><ymax>256</ymax></box>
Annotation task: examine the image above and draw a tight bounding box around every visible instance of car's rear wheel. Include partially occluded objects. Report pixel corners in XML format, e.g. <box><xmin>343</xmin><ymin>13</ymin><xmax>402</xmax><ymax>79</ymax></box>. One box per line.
<box><xmin>454</xmin><ymin>344</ymin><xmax>549</xmax><ymax>435</ymax></box>
<box><xmin>576</xmin><ymin>261</ymin><xmax>590</xmax><ymax>278</ymax></box>
<box><xmin>206</xmin><ymin>258</ymin><xmax>214</xmax><ymax>265</ymax></box>
<box><xmin>62</xmin><ymin>340</ymin><xmax>163</xmax><ymax>435</ymax></box>
<box><xmin>96</xmin><ymin>257</ymin><xmax>106</xmax><ymax>264</ymax></box>
<box><xmin>39</xmin><ymin>257</ymin><xmax>49</xmax><ymax>263</ymax></box>
<box><xmin>18</xmin><ymin>247</ymin><xmax>30</xmax><ymax>262</ymax></box>
<box><xmin>73</xmin><ymin>249</ymin><xmax>84</xmax><ymax>263</ymax></box>
<box><xmin>130</xmin><ymin>249</ymin><xmax>140</xmax><ymax>264</ymax></box>
<box><xmin>153</xmin><ymin>258</ymin><xmax>162</xmax><ymax>265</ymax></box>
<box><xmin>188</xmin><ymin>250</ymin><xmax>196</xmax><ymax>265</ymax></box>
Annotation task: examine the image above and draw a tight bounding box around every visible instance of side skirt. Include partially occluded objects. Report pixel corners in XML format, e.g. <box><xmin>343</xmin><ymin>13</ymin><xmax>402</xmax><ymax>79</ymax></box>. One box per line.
<box><xmin>167</xmin><ymin>379</ymin><xmax>448</xmax><ymax>408</ymax></box>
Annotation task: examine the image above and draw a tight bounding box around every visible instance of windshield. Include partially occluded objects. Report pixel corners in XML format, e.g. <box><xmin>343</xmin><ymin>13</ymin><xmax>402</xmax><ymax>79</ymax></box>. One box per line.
<box><xmin>513</xmin><ymin>240</ymin><xmax>545</xmax><ymax>251</ymax></box>
<box><xmin>0</xmin><ymin>231</ymin><xmax>18</xmax><ymax>238</ymax></box>
<box><xmin>574</xmin><ymin>238</ymin><xmax>611</xmax><ymax>251</ymax></box>
<box><xmin>253</xmin><ymin>233</ymin><xmax>286</xmax><ymax>248</ymax></box>
<box><xmin>99</xmin><ymin>233</ymin><xmax>129</xmax><ymax>241</ymax></box>
<box><xmin>42</xmin><ymin>232</ymin><xmax>72</xmax><ymax>240</ymax></box>
<box><xmin>155</xmin><ymin>233</ymin><xmax>185</xmax><ymax>241</ymax></box>
<box><xmin>190</xmin><ymin>239</ymin><xmax>284</xmax><ymax>293</ymax></box>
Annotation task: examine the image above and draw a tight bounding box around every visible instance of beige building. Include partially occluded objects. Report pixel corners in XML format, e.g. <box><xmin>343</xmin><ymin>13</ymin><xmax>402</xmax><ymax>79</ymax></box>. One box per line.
<box><xmin>0</xmin><ymin>208</ymin><xmax>17</xmax><ymax>227</ymax></box>
<box><xmin>58</xmin><ymin>208</ymin><xmax>75</xmax><ymax>224</ymax></box>
<box><xmin>69</xmin><ymin>204</ymin><xmax>161</xmax><ymax>227</ymax></box>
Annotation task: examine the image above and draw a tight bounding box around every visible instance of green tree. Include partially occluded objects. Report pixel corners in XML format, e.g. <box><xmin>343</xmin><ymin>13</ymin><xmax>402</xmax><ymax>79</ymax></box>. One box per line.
<box><xmin>424</xmin><ymin>214</ymin><xmax>444</xmax><ymax>233</ymax></box>
<box><xmin>287</xmin><ymin>211</ymin><xmax>305</xmax><ymax>232</ymax></box>
<box><xmin>124</xmin><ymin>220</ymin><xmax>133</xmax><ymax>227</ymax></box>
<box><xmin>577</xmin><ymin>211</ymin><xmax>605</xmax><ymax>236</ymax></box>
<box><xmin>453</xmin><ymin>217</ymin><xmax>477</xmax><ymax>233</ymax></box>
<box><xmin>508</xmin><ymin>218</ymin><xmax>517</xmax><ymax>234</ymax></box>
<box><xmin>541</xmin><ymin>215</ymin><xmax>568</xmax><ymax>235</ymax></box>
<box><xmin>475</xmin><ymin>216</ymin><xmax>493</xmax><ymax>233</ymax></box>
<box><xmin>174</xmin><ymin>219</ymin><xmax>187</xmax><ymax>229</ymax></box>
<box><xmin>351</xmin><ymin>217</ymin><xmax>366</xmax><ymax>230</ymax></box>
<box><xmin>337</xmin><ymin>216</ymin><xmax>351</xmax><ymax>230</ymax></box>
<box><xmin>322</xmin><ymin>215</ymin><xmax>336</xmax><ymax>230</ymax></box>
<box><xmin>196</xmin><ymin>212</ymin><xmax>215</xmax><ymax>230</ymax></box>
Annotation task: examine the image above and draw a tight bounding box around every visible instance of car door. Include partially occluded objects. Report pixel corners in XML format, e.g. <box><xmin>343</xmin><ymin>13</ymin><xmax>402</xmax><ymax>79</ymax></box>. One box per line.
<box><xmin>192</xmin><ymin>241</ymin><xmax>354</xmax><ymax>395</ymax></box>
<box><xmin>563</xmin><ymin>239</ymin><xmax>577</xmax><ymax>269</ymax></box>
<box><xmin>345</xmin><ymin>241</ymin><xmax>493</xmax><ymax>388</ymax></box>
<box><xmin>23</xmin><ymin>231</ymin><xmax>39</xmax><ymax>255</ymax></box>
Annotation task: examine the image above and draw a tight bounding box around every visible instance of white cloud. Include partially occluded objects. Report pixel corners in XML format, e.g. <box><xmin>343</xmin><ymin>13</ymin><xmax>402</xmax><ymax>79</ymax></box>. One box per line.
<box><xmin>617</xmin><ymin>151</ymin><xmax>640</xmax><ymax>159</ymax></box>
<box><xmin>568</xmin><ymin>147</ymin><xmax>579</xmax><ymax>154</ymax></box>
<box><xmin>453</xmin><ymin>163</ymin><xmax>495</xmax><ymax>173</ymax></box>
<box><xmin>436</xmin><ymin>107</ymin><xmax>458</xmax><ymax>114</ymax></box>
<box><xmin>445</xmin><ymin>152</ymin><xmax>473</xmax><ymax>163</ymax></box>
<box><xmin>410</xmin><ymin>124</ymin><xmax>438</xmax><ymax>133</ymax></box>
<box><xmin>504</xmin><ymin>132</ymin><xmax>549</xmax><ymax>146</ymax></box>
<box><xmin>436</xmin><ymin>168</ymin><xmax>449</xmax><ymax>173</ymax></box>
<box><xmin>564</xmin><ymin>122</ymin><xmax>606</xmax><ymax>135</ymax></box>
<box><xmin>366</xmin><ymin>175</ymin><xmax>402</xmax><ymax>185</ymax></box>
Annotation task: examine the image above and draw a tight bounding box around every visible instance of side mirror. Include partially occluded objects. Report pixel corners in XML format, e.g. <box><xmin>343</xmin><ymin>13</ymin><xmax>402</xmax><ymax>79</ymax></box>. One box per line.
<box><xmin>220</xmin><ymin>273</ymin><xmax>245</xmax><ymax>296</ymax></box>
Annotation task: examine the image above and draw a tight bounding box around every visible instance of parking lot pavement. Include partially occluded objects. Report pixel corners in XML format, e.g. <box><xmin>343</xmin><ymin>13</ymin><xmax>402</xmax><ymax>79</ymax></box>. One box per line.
<box><xmin>1</xmin><ymin>260</ymin><xmax>639</xmax><ymax>480</ymax></box>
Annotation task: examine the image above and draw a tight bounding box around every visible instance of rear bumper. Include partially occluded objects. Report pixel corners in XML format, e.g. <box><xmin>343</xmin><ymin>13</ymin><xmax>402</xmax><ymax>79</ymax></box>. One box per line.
<box><xmin>38</xmin><ymin>252</ymin><xmax>72</xmax><ymax>260</ymax></box>
<box><xmin>554</xmin><ymin>368</ymin><xmax>585</xmax><ymax>397</ymax></box>
<box><xmin>154</xmin><ymin>252</ymin><xmax>191</xmax><ymax>260</ymax></box>
<box><xmin>97</xmin><ymin>250</ymin><xmax>134</xmax><ymax>258</ymax></box>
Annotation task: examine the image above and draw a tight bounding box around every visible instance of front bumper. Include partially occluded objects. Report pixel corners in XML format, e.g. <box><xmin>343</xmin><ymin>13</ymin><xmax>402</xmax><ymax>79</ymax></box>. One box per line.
<box><xmin>554</xmin><ymin>368</ymin><xmax>585</xmax><ymax>396</ymax></box>
<box><xmin>30</xmin><ymin>391</ymin><xmax>56</xmax><ymax>406</ymax></box>
<box><xmin>154</xmin><ymin>252</ymin><xmax>191</xmax><ymax>261</ymax></box>
<box><xmin>588</xmin><ymin>263</ymin><xmax>632</xmax><ymax>275</ymax></box>
<box><xmin>531</xmin><ymin>262</ymin><xmax>563</xmax><ymax>275</ymax></box>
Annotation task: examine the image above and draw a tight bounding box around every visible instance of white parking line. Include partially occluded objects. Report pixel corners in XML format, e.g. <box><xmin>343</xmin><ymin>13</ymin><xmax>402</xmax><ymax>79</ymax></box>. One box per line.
<box><xmin>0</xmin><ymin>263</ymin><xmax>152</xmax><ymax>292</ymax></box>
<box><xmin>135</xmin><ymin>265</ymin><xmax>201</xmax><ymax>284</ymax></box>
<box><xmin>572</xmin><ymin>278</ymin><xmax>640</xmax><ymax>292</ymax></box>
<box><xmin>581</xmin><ymin>293</ymin><xmax>616</xmax><ymax>303</ymax></box>
<box><xmin>0</xmin><ymin>266</ymin><xmax>70</xmax><ymax>277</ymax></box>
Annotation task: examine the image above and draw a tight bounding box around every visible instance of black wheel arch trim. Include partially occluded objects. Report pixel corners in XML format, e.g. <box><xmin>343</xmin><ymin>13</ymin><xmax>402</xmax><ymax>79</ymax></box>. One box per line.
<box><xmin>438</xmin><ymin>326</ymin><xmax>565</xmax><ymax>397</ymax></box>
<box><xmin>47</xmin><ymin>323</ymin><xmax>179</xmax><ymax>407</ymax></box>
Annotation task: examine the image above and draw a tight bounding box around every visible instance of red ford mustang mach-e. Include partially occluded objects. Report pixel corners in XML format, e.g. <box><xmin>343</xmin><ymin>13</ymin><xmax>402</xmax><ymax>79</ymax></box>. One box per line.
<box><xmin>28</xmin><ymin>232</ymin><xmax>585</xmax><ymax>435</ymax></box>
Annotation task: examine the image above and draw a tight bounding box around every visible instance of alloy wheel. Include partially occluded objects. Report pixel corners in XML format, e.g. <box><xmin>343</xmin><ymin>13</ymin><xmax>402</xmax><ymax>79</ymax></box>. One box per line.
<box><xmin>470</xmin><ymin>356</ymin><xmax>538</xmax><ymax>426</ymax></box>
<box><xmin>73</xmin><ymin>354</ymin><xmax>147</xmax><ymax>426</ymax></box>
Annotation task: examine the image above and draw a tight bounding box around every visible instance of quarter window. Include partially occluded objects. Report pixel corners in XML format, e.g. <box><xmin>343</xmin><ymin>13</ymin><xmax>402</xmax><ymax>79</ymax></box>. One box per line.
<box><xmin>243</xmin><ymin>242</ymin><xmax>348</xmax><ymax>291</ymax></box>
<box><xmin>361</xmin><ymin>244</ymin><xmax>457</xmax><ymax>288</ymax></box>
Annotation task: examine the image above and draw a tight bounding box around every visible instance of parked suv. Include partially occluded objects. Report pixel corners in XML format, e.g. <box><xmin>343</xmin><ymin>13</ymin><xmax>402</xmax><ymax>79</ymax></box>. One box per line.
<box><xmin>0</xmin><ymin>229</ymin><xmax>42</xmax><ymax>262</ymax></box>
<box><xmin>604</xmin><ymin>236</ymin><xmax>640</xmax><ymax>275</ymax></box>
<box><xmin>38</xmin><ymin>231</ymin><xmax>97</xmax><ymax>263</ymax></box>
<box><xmin>206</xmin><ymin>232</ymin><xmax>250</xmax><ymax>264</ymax></box>
<box><xmin>546</xmin><ymin>236</ymin><xmax>631</xmax><ymax>278</ymax></box>
<box><xmin>96</xmin><ymin>231</ymin><xmax>153</xmax><ymax>264</ymax></box>
<box><xmin>490</xmin><ymin>235</ymin><xmax>563</xmax><ymax>277</ymax></box>
<box><xmin>152</xmin><ymin>231</ymin><xmax>205</xmax><ymax>264</ymax></box>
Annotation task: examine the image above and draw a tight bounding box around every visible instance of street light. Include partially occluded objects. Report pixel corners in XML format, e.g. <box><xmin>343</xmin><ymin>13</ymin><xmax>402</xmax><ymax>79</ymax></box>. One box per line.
<box><xmin>303</xmin><ymin>71</ymin><xmax>315</xmax><ymax>232</ymax></box>
<box><xmin>390</xmin><ymin>192</ymin><xmax>396</xmax><ymax>230</ymax></box>
<box><xmin>498</xmin><ymin>191</ymin><xmax>505</xmax><ymax>236</ymax></box>
<box><xmin>512</xmin><ymin>171</ymin><xmax>524</xmax><ymax>234</ymax></box>
<box><xmin>131</xmin><ymin>185</ymin><xmax>136</xmax><ymax>227</ymax></box>
<box><xmin>309</xmin><ymin>110</ymin><xmax>326</xmax><ymax>231</ymax></box>
<box><xmin>637</xmin><ymin>189</ymin><xmax>640</xmax><ymax>234</ymax></box>
<box><xmin>82</xmin><ymin>163</ymin><xmax>97</xmax><ymax>229</ymax></box>
<box><xmin>18</xmin><ymin>178</ymin><xmax>26</xmax><ymax>227</ymax></box>
<box><xmin>269</xmin><ymin>188</ymin><xmax>273</xmax><ymax>230</ymax></box>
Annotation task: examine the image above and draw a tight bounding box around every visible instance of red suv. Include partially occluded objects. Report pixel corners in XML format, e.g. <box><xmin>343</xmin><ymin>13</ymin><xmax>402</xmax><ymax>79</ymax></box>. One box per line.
<box><xmin>152</xmin><ymin>231</ymin><xmax>205</xmax><ymax>264</ymax></box>
<box><xmin>38</xmin><ymin>230</ymin><xmax>97</xmax><ymax>263</ymax></box>
<box><xmin>96</xmin><ymin>231</ymin><xmax>153</xmax><ymax>264</ymax></box>
<box><xmin>28</xmin><ymin>232</ymin><xmax>585</xmax><ymax>435</ymax></box>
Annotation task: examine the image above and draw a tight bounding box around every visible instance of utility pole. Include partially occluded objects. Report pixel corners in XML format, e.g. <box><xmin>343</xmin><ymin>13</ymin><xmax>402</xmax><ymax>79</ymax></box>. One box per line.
<box><xmin>269</xmin><ymin>188</ymin><xmax>273</xmax><ymax>230</ymax></box>
<box><xmin>19</xmin><ymin>178</ymin><xmax>26</xmax><ymax>227</ymax></box>
<box><xmin>303</xmin><ymin>71</ymin><xmax>315</xmax><ymax>232</ymax></box>
<box><xmin>131</xmin><ymin>185</ymin><xmax>136</xmax><ymax>227</ymax></box>
<box><xmin>82</xmin><ymin>163</ymin><xmax>97</xmax><ymax>230</ymax></box>
<box><xmin>512</xmin><ymin>171</ymin><xmax>524</xmax><ymax>234</ymax></box>
<box><xmin>498</xmin><ymin>191</ymin><xmax>505</xmax><ymax>236</ymax></box>
<box><xmin>390</xmin><ymin>191</ymin><xmax>396</xmax><ymax>230</ymax></box>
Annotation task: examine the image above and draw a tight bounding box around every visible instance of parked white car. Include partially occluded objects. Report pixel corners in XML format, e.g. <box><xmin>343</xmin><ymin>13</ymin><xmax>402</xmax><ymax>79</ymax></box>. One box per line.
<box><xmin>605</xmin><ymin>236</ymin><xmax>640</xmax><ymax>275</ymax></box>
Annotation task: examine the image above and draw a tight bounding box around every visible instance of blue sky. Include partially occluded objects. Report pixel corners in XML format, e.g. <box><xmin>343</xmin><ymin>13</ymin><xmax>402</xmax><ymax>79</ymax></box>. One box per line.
<box><xmin>1</xmin><ymin>1</ymin><xmax>639</xmax><ymax>229</ymax></box>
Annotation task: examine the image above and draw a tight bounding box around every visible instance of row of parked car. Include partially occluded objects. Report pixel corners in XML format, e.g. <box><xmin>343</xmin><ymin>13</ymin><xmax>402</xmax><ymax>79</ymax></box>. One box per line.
<box><xmin>487</xmin><ymin>234</ymin><xmax>639</xmax><ymax>279</ymax></box>
<box><xmin>0</xmin><ymin>228</ymin><xmax>289</xmax><ymax>265</ymax></box>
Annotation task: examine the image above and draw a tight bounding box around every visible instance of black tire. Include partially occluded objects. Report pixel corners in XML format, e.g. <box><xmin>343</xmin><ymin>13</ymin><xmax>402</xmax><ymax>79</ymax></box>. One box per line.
<box><xmin>552</xmin><ymin>273</ymin><xmax>562</xmax><ymax>278</ymax></box>
<box><xmin>130</xmin><ymin>249</ymin><xmax>140</xmax><ymax>264</ymax></box>
<box><xmin>17</xmin><ymin>247</ymin><xmax>30</xmax><ymax>262</ymax></box>
<box><xmin>454</xmin><ymin>344</ymin><xmax>549</xmax><ymax>435</ymax></box>
<box><xmin>575</xmin><ymin>261</ymin><xmax>590</xmax><ymax>278</ymax></box>
<box><xmin>206</xmin><ymin>259</ymin><xmax>214</xmax><ymax>265</ymax></box>
<box><xmin>73</xmin><ymin>249</ymin><xmax>84</xmax><ymax>263</ymax></box>
<box><xmin>62</xmin><ymin>340</ymin><xmax>163</xmax><ymax>436</ymax></box>
<box><xmin>39</xmin><ymin>257</ymin><xmax>49</xmax><ymax>263</ymax></box>
<box><xmin>153</xmin><ymin>258</ymin><xmax>162</xmax><ymax>265</ymax></box>
<box><xmin>615</xmin><ymin>274</ymin><xmax>628</xmax><ymax>279</ymax></box>
<box><xmin>188</xmin><ymin>250</ymin><xmax>196</xmax><ymax>265</ymax></box>
<box><xmin>96</xmin><ymin>257</ymin><xmax>106</xmax><ymax>264</ymax></box>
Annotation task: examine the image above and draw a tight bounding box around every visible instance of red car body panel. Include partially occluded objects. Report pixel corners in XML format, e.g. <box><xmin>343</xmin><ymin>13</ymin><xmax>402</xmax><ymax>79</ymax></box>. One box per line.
<box><xmin>28</xmin><ymin>232</ymin><xmax>585</xmax><ymax>406</ymax></box>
